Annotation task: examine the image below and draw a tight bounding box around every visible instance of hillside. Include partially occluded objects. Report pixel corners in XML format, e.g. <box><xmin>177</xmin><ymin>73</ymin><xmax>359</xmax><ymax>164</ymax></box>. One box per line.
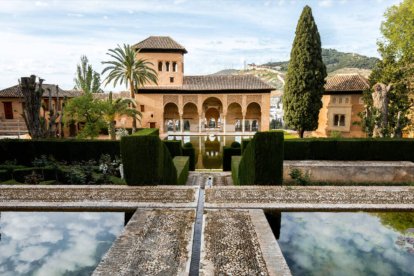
<box><xmin>262</xmin><ymin>48</ymin><xmax>379</xmax><ymax>73</ymax></box>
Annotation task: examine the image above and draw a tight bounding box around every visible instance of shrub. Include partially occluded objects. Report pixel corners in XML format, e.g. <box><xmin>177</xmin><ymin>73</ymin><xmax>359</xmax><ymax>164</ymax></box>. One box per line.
<box><xmin>182</xmin><ymin>143</ymin><xmax>196</xmax><ymax>171</ymax></box>
<box><xmin>222</xmin><ymin>146</ymin><xmax>241</xmax><ymax>171</ymax></box>
<box><xmin>231</xmin><ymin>141</ymin><xmax>241</xmax><ymax>148</ymax></box>
<box><xmin>134</xmin><ymin>128</ymin><xmax>159</xmax><ymax>136</ymax></box>
<box><xmin>24</xmin><ymin>171</ymin><xmax>44</xmax><ymax>184</ymax></box>
<box><xmin>13</xmin><ymin>167</ymin><xmax>56</xmax><ymax>183</ymax></box>
<box><xmin>289</xmin><ymin>168</ymin><xmax>310</xmax><ymax>185</ymax></box>
<box><xmin>0</xmin><ymin>169</ymin><xmax>10</xmax><ymax>182</ymax></box>
<box><xmin>241</xmin><ymin>139</ymin><xmax>251</xmax><ymax>153</ymax></box>
<box><xmin>121</xmin><ymin>135</ymin><xmax>177</xmax><ymax>185</ymax></box>
<box><xmin>231</xmin><ymin>156</ymin><xmax>242</xmax><ymax>185</ymax></box>
<box><xmin>237</xmin><ymin>131</ymin><xmax>284</xmax><ymax>185</ymax></box>
<box><xmin>173</xmin><ymin>156</ymin><xmax>189</xmax><ymax>185</ymax></box>
<box><xmin>163</xmin><ymin>140</ymin><xmax>183</xmax><ymax>158</ymax></box>
<box><xmin>0</xmin><ymin>139</ymin><xmax>120</xmax><ymax>165</ymax></box>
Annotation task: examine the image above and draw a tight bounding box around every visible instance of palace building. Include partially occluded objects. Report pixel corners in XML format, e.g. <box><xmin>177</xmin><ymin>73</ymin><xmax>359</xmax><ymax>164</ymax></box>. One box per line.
<box><xmin>132</xmin><ymin>36</ymin><xmax>274</xmax><ymax>134</ymax></box>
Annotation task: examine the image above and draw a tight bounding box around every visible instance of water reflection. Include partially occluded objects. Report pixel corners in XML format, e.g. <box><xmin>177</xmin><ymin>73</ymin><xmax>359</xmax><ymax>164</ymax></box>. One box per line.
<box><xmin>0</xmin><ymin>212</ymin><xmax>124</xmax><ymax>276</ymax></box>
<box><xmin>272</xmin><ymin>212</ymin><xmax>414</xmax><ymax>276</ymax></box>
<box><xmin>167</xmin><ymin>135</ymin><xmax>252</xmax><ymax>169</ymax></box>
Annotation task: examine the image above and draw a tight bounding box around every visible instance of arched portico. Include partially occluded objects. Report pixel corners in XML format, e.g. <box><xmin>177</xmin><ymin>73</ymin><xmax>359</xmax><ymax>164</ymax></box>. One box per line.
<box><xmin>182</xmin><ymin>102</ymin><xmax>198</xmax><ymax>132</ymax></box>
<box><xmin>164</xmin><ymin>102</ymin><xmax>180</xmax><ymax>132</ymax></box>
<box><xmin>226</xmin><ymin>102</ymin><xmax>243</xmax><ymax>132</ymax></box>
<box><xmin>202</xmin><ymin>97</ymin><xmax>223</xmax><ymax>132</ymax></box>
<box><xmin>245</xmin><ymin>102</ymin><xmax>261</xmax><ymax>132</ymax></box>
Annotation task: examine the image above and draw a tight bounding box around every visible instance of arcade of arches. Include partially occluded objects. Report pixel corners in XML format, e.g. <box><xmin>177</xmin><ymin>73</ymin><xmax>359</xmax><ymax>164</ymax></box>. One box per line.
<box><xmin>162</xmin><ymin>94</ymin><xmax>268</xmax><ymax>133</ymax></box>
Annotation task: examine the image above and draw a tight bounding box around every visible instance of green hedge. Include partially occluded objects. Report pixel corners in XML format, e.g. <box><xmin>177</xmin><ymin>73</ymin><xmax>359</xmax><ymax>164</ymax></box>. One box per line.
<box><xmin>134</xmin><ymin>128</ymin><xmax>159</xmax><ymax>136</ymax></box>
<box><xmin>223</xmin><ymin>146</ymin><xmax>241</xmax><ymax>171</ymax></box>
<box><xmin>163</xmin><ymin>140</ymin><xmax>183</xmax><ymax>158</ymax></box>
<box><xmin>182</xmin><ymin>144</ymin><xmax>196</xmax><ymax>171</ymax></box>
<box><xmin>121</xmin><ymin>135</ymin><xmax>177</xmax><ymax>185</ymax></box>
<box><xmin>173</xmin><ymin>156</ymin><xmax>189</xmax><ymax>185</ymax></box>
<box><xmin>241</xmin><ymin>139</ymin><xmax>251</xmax><ymax>153</ymax></box>
<box><xmin>231</xmin><ymin>156</ymin><xmax>241</xmax><ymax>185</ymax></box>
<box><xmin>237</xmin><ymin>131</ymin><xmax>284</xmax><ymax>185</ymax></box>
<box><xmin>284</xmin><ymin>138</ymin><xmax>414</xmax><ymax>161</ymax></box>
<box><xmin>0</xmin><ymin>139</ymin><xmax>120</xmax><ymax>165</ymax></box>
<box><xmin>0</xmin><ymin>169</ymin><xmax>9</xmax><ymax>182</ymax></box>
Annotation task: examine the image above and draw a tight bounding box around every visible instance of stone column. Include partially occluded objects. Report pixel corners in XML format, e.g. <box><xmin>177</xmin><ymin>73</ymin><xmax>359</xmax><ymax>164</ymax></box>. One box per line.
<box><xmin>199</xmin><ymin>116</ymin><xmax>202</xmax><ymax>133</ymax></box>
<box><xmin>242</xmin><ymin>116</ymin><xmax>245</xmax><ymax>134</ymax></box>
<box><xmin>180</xmin><ymin>115</ymin><xmax>183</xmax><ymax>133</ymax></box>
<box><xmin>222</xmin><ymin>114</ymin><xmax>226</xmax><ymax>134</ymax></box>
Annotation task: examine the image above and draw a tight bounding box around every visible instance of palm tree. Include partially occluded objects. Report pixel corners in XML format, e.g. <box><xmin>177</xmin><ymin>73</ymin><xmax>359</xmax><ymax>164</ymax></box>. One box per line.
<box><xmin>74</xmin><ymin>56</ymin><xmax>103</xmax><ymax>93</ymax></box>
<box><xmin>101</xmin><ymin>44</ymin><xmax>158</xmax><ymax>130</ymax></box>
<box><xmin>103</xmin><ymin>92</ymin><xmax>141</xmax><ymax>140</ymax></box>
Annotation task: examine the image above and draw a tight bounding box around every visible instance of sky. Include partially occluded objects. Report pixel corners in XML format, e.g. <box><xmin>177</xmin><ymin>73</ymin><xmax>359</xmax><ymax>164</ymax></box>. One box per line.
<box><xmin>0</xmin><ymin>0</ymin><xmax>403</xmax><ymax>91</ymax></box>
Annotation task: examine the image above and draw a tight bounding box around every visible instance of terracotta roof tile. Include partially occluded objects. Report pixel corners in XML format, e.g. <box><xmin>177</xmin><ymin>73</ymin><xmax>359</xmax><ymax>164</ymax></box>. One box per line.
<box><xmin>324</xmin><ymin>74</ymin><xmax>370</xmax><ymax>92</ymax></box>
<box><xmin>140</xmin><ymin>75</ymin><xmax>274</xmax><ymax>92</ymax></box>
<box><xmin>133</xmin><ymin>36</ymin><xmax>187</xmax><ymax>53</ymax></box>
<box><xmin>0</xmin><ymin>84</ymin><xmax>78</xmax><ymax>98</ymax></box>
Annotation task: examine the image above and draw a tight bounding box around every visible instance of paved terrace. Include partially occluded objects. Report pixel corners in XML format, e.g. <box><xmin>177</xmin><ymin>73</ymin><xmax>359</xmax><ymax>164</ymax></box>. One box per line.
<box><xmin>1</xmin><ymin>176</ymin><xmax>414</xmax><ymax>275</ymax></box>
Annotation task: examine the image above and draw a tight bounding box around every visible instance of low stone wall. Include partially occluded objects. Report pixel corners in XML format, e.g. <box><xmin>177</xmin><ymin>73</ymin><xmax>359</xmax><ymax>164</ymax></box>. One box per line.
<box><xmin>284</xmin><ymin>161</ymin><xmax>414</xmax><ymax>183</ymax></box>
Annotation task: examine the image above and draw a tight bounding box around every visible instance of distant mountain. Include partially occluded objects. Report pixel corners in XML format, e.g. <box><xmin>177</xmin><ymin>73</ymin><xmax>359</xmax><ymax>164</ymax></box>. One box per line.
<box><xmin>211</xmin><ymin>69</ymin><xmax>240</xmax><ymax>75</ymax></box>
<box><xmin>262</xmin><ymin>48</ymin><xmax>379</xmax><ymax>73</ymax></box>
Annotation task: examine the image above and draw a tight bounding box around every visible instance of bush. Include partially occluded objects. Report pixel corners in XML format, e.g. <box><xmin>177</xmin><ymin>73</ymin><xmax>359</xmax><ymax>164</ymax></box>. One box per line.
<box><xmin>182</xmin><ymin>144</ymin><xmax>196</xmax><ymax>171</ymax></box>
<box><xmin>231</xmin><ymin>141</ymin><xmax>241</xmax><ymax>148</ymax></box>
<box><xmin>121</xmin><ymin>135</ymin><xmax>177</xmax><ymax>185</ymax></box>
<box><xmin>0</xmin><ymin>169</ymin><xmax>10</xmax><ymax>182</ymax></box>
<box><xmin>0</xmin><ymin>139</ymin><xmax>120</xmax><ymax>165</ymax></box>
<box><xmin>222</xmin><ymin>146</ymin><xmax>241</xmax><ymax>171</ymax></box>
<box><xmin>231</xmin><ymin>156</ymin><xmax>242</xmax><ymax>185</ymax></box>
<box><xmin>241</xmin><ymin>139</ymin><xmax>251</xmax><ymax>153</ymax></box>
<box><xmin>173</xmin><ymin>156</ymin><xmax>189</xmax><ymax>185</ymax></box>
<box><xmin>289</xmin><ymin>168</ymin><xmax>310</xmax><ymax>185</ymax></box>
<box><xmin>134</xmin><ymin>128</ymin><xmax>159</xmax><ymax>136</ymax></box>
<box><xmin>237</xmin><ymin>131</ymin><xmax>284</xmax><ymax>185</ymax></box>
<box><xmin>13</xmin><ymin>167</ymin><xmax>57</xmax><ymax>183</ymax></box>
<box><xmin>163</xmin><ymin>140</ymin><xmax>183</xmax><ymax>158</ymax></box>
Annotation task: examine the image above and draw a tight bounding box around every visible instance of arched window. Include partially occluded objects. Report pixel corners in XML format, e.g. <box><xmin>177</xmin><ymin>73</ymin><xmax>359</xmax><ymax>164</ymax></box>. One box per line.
<box><xmin>173</xmin><ymin>62</ymin><xmax>177</xmax><ymax>72</ymax></box>
<box><xmin>158</xmin><ymin>61</ymin><xmax>162</xmax><ymax>71</ymax></box>
<box><xmin>166</xmin><ymin>62</ymin><xmax>170</xmax><ymax>72</ymax></box>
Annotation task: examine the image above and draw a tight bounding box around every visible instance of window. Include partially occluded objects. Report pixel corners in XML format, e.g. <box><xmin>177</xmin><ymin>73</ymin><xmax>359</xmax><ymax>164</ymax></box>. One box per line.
<box><xmin>333</xmin><ymin>114</ymin><xmax>346</xmax><ymax>127</ymax></box>
<box><xmin>170</xmin><ymin>77</ymin><xmax>174</xmax><ymax>83</ymax></box>
<box><xmin>166</xmin><ymin>62</ymin><xmax>170</xmax><ymax>72</ymax></box>
<box><xmin>140</xmin><ymin>105</ymin><xmax>145</xmax><ymax>112</ymax></box>
<box><xmin>158</xmin><ymin>61</ymin><xmax>162</xmax><ymax>71</ymax></box>
<box><xmin>338</xmin><ymin>97</ymin><xmax>343</xmax><ymax>104</ymax></box>
<box><xmin>332</xmin><ymin>97</ymin><xmax>336</xmax><ymax>104</ymax></box>
<box><xmin>345</xmin><ymin>97</ymin><xmax>349</xmax><ymax>104</ymax></box>
<box><xmin>173</xmin><ymin>62</ymin><xmax>177</xmax><ymax>72</ymax></box>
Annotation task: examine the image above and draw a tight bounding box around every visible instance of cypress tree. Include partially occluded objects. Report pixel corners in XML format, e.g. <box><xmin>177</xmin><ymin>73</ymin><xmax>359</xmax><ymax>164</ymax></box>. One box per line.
<box><xmin>283</xmin><ymin>6</ymin><xmax>327</xmax><ymax>138</ymax></box>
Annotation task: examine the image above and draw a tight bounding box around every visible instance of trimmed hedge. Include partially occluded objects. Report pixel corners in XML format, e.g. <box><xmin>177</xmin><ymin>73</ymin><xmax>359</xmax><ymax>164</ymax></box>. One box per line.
<box><xmin>223</xmin><ymin>146</ymin><xmax>241</xmax><ymax>171</ymax></box>
<box><xmin>134</xmin><ymin>128</ymin><xmax>159</xmax><ymax>136</ymax></box>
<box><xmin>173</xmin><ymin>156</ymin><xmax>189</xmax><ymax>185</ymax></box>
<box><xmin>121</xmin><ymin>135</ymin><xmax>177</xmax><ymax>185</ymax></box>
<box><xmin>241</xmin><ymin>139</ymin><xmax>251</xmax><ymax>153</ymax></box>
<box><xmin>164</xmin><ymin>140</ymin><xmax>183</xmax><ymax>158</ymax></box>
<box><xmin>284</xmin><ymin>138</ymin><xmax>414</xmax><ymax>161</ymax></box>
<box><xmin>0</xmin><ymin>169</ymin><xmax>9</xmax><ymax>182</ymax></box>
<box><xmin>0</xmin><ymin>139</ymin><xmax>120</xmax><ymax>165</ymax></box>
<box><xmin>182</xmin><ymin>143</ymin><xmax>196</xmax><ymax>171</ymax></box>
<box><xmin>237</xmin><ymin>131</ymin><xmax>284</xmax><ymax>185</ymax></box>
<box><xmin>231</xmin><ymin>156</ymin><xmax>241</xmax><ymax>185</ymax></box>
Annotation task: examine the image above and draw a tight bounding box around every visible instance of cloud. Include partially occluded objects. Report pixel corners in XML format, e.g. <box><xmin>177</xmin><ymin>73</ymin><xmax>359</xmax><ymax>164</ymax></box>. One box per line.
<box><xmin>318</xmin><ymin>0</ymin><xmax>333</xmax><ymax>7</ymax></box>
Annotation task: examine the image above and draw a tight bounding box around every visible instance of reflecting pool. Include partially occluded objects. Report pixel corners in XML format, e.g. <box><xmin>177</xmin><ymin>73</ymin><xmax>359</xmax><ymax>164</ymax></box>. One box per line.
<box><xmin>167</xmin><ymin>135</ymin><xmax>252</xmax><ymax>169</ymax></box>
<box><xmin>0</xmin><ymin>212</ymin><xmax>124</xmax><ymax>276</ymax></box>
<box><xmin>275</xmin><ymin>212</ymin><xmax>414</xmax><ymax>276</ymax></box>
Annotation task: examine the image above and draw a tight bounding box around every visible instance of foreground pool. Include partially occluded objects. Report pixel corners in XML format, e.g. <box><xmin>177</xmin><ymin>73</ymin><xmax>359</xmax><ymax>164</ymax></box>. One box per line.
<box><xmin>276</xmin><ymin>212</ymin><xmax>414</xmax><ymax>276</ymax></box>
<box><xmin>0</xmin><ymin>212</ymin><xmax>124</xmax><ymax>275</ymax></box>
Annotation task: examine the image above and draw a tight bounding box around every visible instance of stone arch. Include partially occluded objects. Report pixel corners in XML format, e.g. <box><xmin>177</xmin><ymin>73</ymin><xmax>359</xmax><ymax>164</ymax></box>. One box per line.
<box><xmin>246</xmin><ymin>102</ymin><xmax>261</xmax><ymax>132</ymax></box>
<box><xmin>183</xmin><ymin>102</ymin><xmax>198</xmax><ymax>132</ymax></box>
<box><xmin>164</xmin><ymin>102</ymin><xmax>180</xmax><ymax>132</ymax></box>
<box><xmin>202</xmin><ymin>97</ymin><xmax>223</xmax><ymax>130</ymax></box>
<box><xmin>227</xmin><ymin>102</ymin><xmax>243</xmax><ymax>132</ymax></box>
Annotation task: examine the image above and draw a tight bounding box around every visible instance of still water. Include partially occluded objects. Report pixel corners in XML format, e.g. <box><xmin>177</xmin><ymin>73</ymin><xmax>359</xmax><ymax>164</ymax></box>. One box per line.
<box><xmin>275</xmin><ymin>212</ymin><xmax>414</xmax><ymax>276</ymax></box>
<box><xmin>167</xmin><ymin>135</ymin><xmax>252</xmax><ymax>169</ymax></box>
<box><xmin>0</xmin><ymin>212</ymin><xmax>124</xmax><ymax>276</ymax></box>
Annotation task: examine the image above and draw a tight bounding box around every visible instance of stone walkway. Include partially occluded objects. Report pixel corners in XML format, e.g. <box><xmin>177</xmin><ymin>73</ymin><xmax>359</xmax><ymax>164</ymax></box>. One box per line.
<box><xmin>1</xmin><ymin>174</ymin><xmax>414</xmax><ymax>275</ymax></box>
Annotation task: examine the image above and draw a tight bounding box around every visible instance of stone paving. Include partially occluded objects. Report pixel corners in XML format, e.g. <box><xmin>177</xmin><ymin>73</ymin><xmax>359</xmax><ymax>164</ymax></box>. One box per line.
<box><xmin>1</xmin><ymin>173</ymin><xmax>414</xmax><ymax>275</ymax></box>
<box><xmin>93</xmin><ymin>209</ymin><xmax>195</xmax><ymax>276</ymax></box>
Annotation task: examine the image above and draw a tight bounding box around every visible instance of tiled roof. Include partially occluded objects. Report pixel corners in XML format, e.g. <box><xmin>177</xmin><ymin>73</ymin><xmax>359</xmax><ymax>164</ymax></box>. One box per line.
<box><xmin>140</xmin><ymin>75</ymin><xmax>274</xmax><ymax>92</ymax></box>
<box><xmin>0</xmin><ymin>84</ymin><xmax>78</xmax><ymax>98</ymax></box>
<box><xmin>324</xmin><ymin>74</ymin><xmax>370</xmax><ymax>92</ymax></box>
<box><xmin>133</xmin><ymin>36</ymin><xmax>187</xmax><ymax>53</ymax></box>
<box><xmin>92</xmin><ymin>91</ymin><xmax>130</xmax><ymax>100</ymax></box>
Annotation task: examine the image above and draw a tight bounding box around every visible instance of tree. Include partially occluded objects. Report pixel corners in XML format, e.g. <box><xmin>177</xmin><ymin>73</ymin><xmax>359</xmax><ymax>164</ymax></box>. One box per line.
<box><xmin>63</xmin><ymin>92</ymin><xmax>106</xmax><ymax>139</ymax></box>
<box><xmin>283</xmin><ymin>6</ymin><xmax>327</xmax><ymax>138</ymax></box>
<box><xmin>360</xmin><ymin>0</ymin><xmax>414</xmax><ymax>137</ymax></box>
<box><xmin>103</xmin><ymin>92</ymin><xmax>141</xmax><ymax>140</ymax></box>
<box><xmin>74</xmin><ymin>56</ymin><xmax>103</xmax><ymax>93</ymax></box>
<box><xmin>101</xmin><ymin>44</ymin><xmax>158</xmax><ymax>130</ymax></box>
